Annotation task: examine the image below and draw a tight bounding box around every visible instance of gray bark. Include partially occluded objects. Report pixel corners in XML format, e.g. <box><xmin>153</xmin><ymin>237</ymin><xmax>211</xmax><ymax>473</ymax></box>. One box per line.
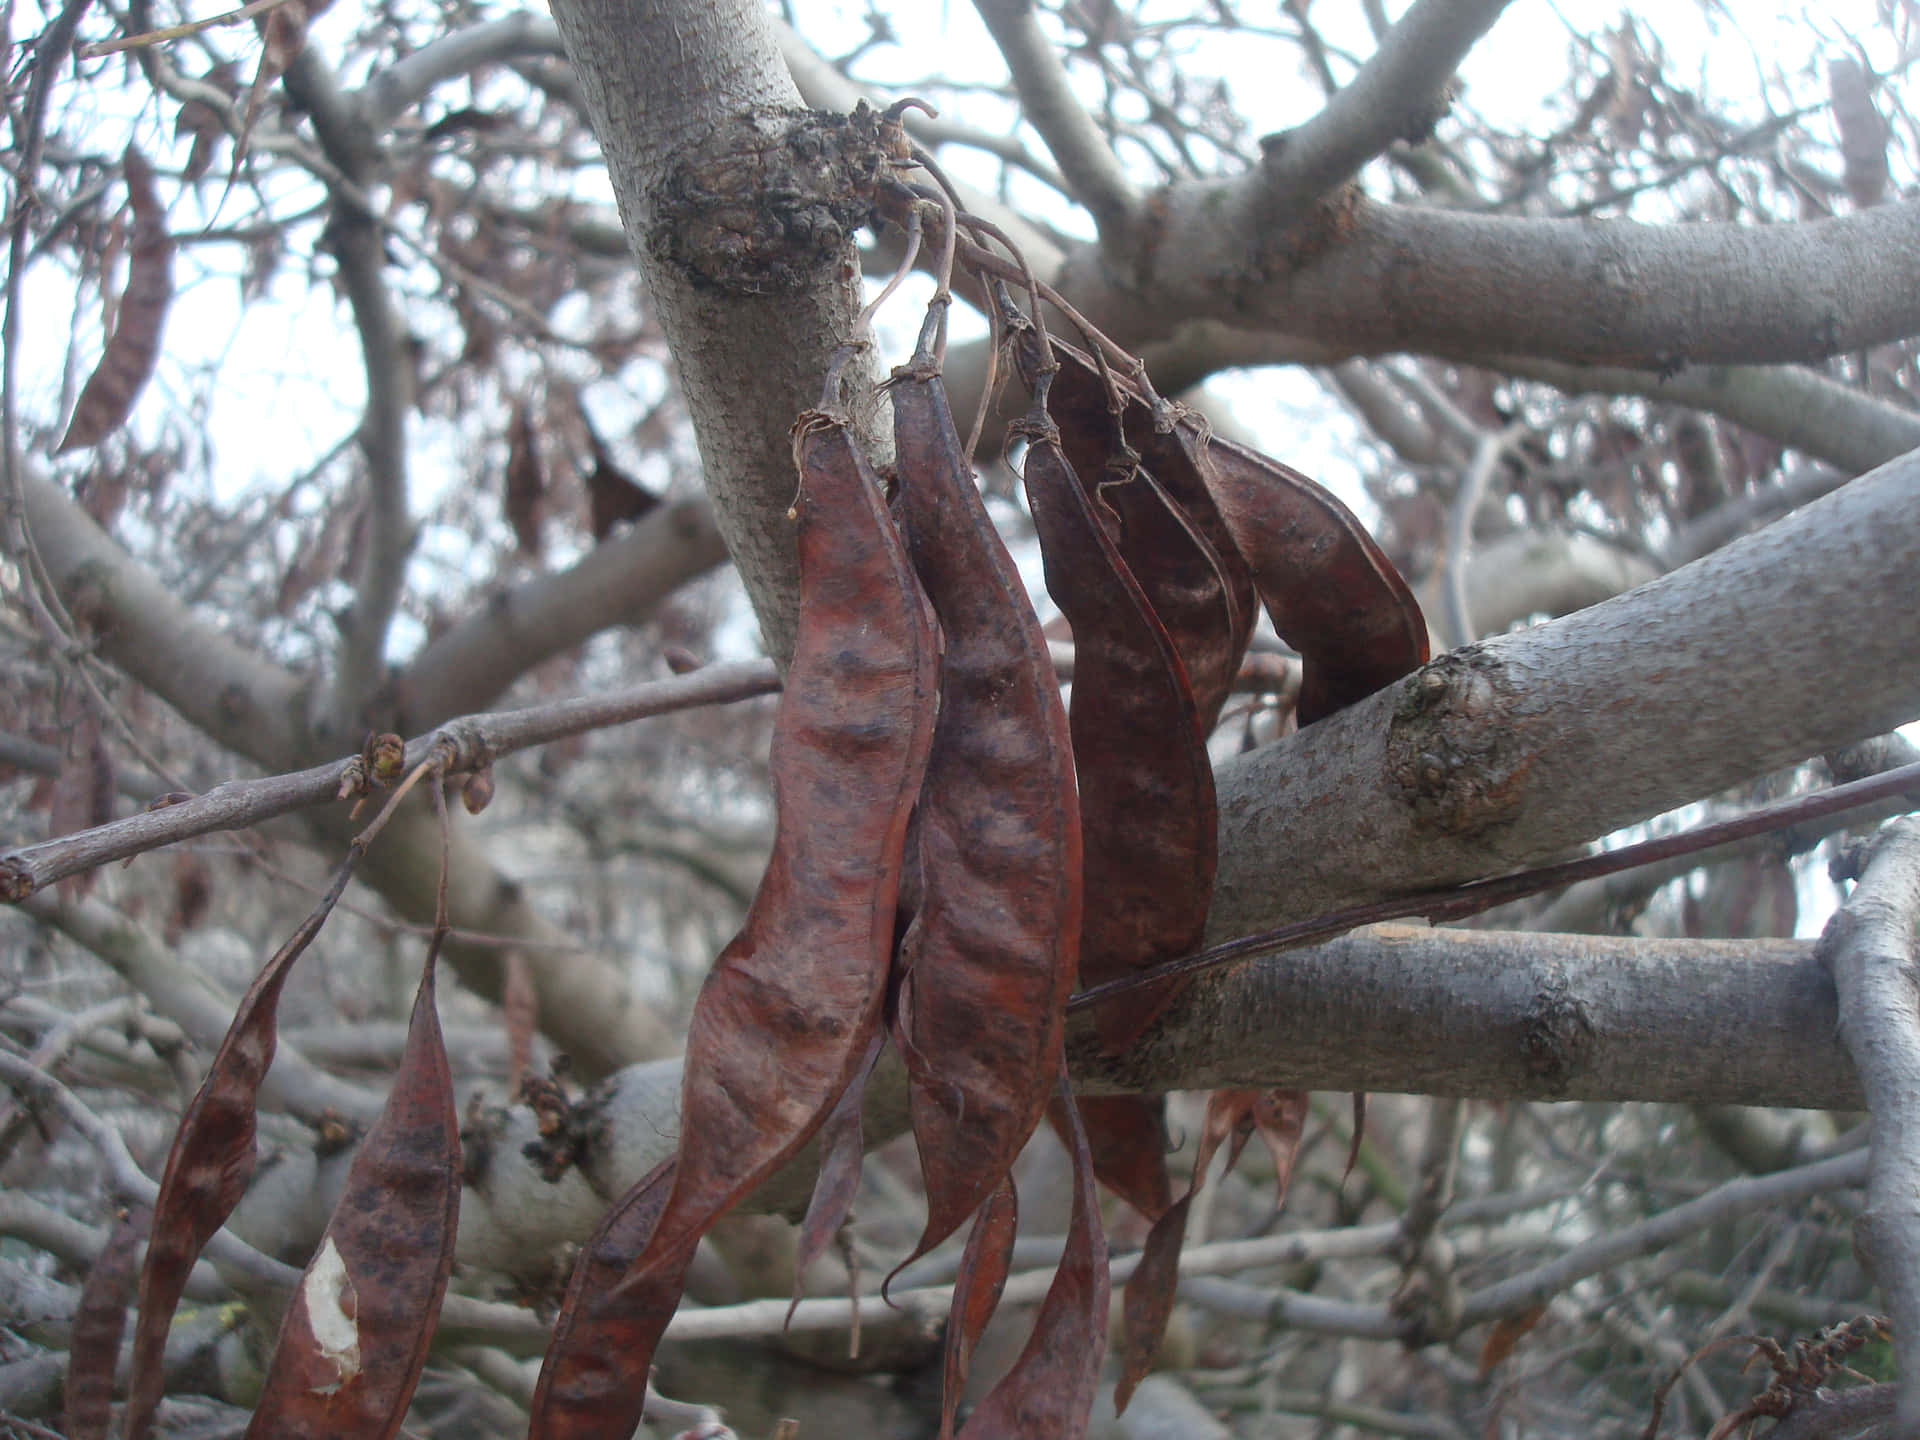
<box><xmin>546</xmin><ymin>0</ymin><xmax>873</xmax><ymax>664</ymax></box>
<box><xmin>1209</xmin><ymin>443</ymin><xmax>1920</xmax><ymax>944</ymax></box>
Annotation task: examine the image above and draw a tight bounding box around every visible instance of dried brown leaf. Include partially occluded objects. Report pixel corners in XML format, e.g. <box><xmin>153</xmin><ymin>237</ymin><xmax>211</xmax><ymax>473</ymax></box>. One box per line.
<box><xmin>506</xmin><ymin>398</ymin><xmax>546</xmax><ymax>556</ymax></box>
<box><xmin>1479</xmin><ymin>1303</ymin><xmax>1547</xmax><ymax>1377</ymax></box>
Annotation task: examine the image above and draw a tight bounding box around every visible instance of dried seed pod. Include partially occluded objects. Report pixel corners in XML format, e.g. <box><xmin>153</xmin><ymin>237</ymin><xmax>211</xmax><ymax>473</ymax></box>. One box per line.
<box><xmin>243</xmin><ymin>950</ymin><xmax>458</xmax><ymax>1440</ymax></box>
<box><xmin>530</xmin><ymin>392</ymin><xmax>940</xmax><ymax>1440</ymax></box>
<box><xmin>958</xmin><ymin>1066</ymin><xmax>1108</xmax><ymax>1439</ymax></box>
<box><xmin>1197</xmin><ymin>434</ymin><xmax>1428</xmax><ymax>722</ymax></box>
<box><xmin>58</xmin><ymin>149</ymin><xmax>173</xmax><ymax>453</ymax></box>
<box><xmin>1027</xmin><ymin>334</ymin><xmax>1255</xmax><ymax>731</ymax></box>
<box><xmin>527</xmin><ymin>1160</ymin><xmax>676</xmax><ymax>1440</ymax></box>
<box><xmin>888</xmin><ymin>333</ymin><xmax>1082</xmax><ymax>1266</ymax></box>
<box><xmin>1008</xmin><ymin>320</ymin><xmax>1214</xmax><ymax>1053</ymax></box>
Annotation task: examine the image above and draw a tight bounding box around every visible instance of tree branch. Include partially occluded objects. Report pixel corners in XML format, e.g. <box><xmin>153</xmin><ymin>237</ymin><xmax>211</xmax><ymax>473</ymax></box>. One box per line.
<box><xmin>393</xmin><ymin>496</ymin><xmax>728</xmax><ymax>731</ymax></box>
<box><xmin>1071</xmin><ymin>924</ymin><xmax>1860</xmax><ymax>1108</ymax></box>
<box><xmin>284</xmin><ymin>49</ymin><xmax>417</xmax><ymax>738</ymax></box>
<box><xmin>0</xmin><ymin>660</ymin><xmax>779</xmax><ymax>896</ymax></box>
<box><xmin>22</xmin><ymin>467</ymin><xmax>306</xmax><ymax>769</ymax></box>
<box><xmin>356</xmin><ymin>11</ymin><xmax>567</xmax><ymax>134</ymax></box>
<box><xmin>971</xmin><ymin>0</ymin><xmax>1139</xmax><ymax>245</ymax></box>
<box><xmin>18</xmin><ymin>467</ymin><xmax>684</xmax><ymax>1076</ymax></box>
<box><xmin>19</xmin><ymin>891</ymin><xmax>384</xmax><ymax>1124</ymax></box>
<box><xmin>1493</xmin><ymin>356</ymin><xmax>1920</xmax><ymax>478</ymax></box>
<box><xmin>1207</xmin><ymin>442</ymin><xmax>1920</xmax><ymax>944</ymax></box>
<box><xmin>1059</xmin><ymin>191</ymin><xmax>1920</xmax><ymax>372</ymax></box>
<box><xmin>1257</xmin><ymin>0</ymin><xmax>1513</xmax><ymax>223</ymax></box>
<box><xmin>546</xmin><ymin>0</ymin><xmax>865</xmax><ymax>664</ymax></box>
<box><xmin>1823</xmin><ymin>817</ymin><xmax>1920</xmax><ymax>1436</ymax></box>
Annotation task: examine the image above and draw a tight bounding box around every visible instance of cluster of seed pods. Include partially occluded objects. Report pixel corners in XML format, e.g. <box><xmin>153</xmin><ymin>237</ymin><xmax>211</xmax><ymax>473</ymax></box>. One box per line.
<box><xmin>81</xmin><ymin>129</ymin><xmax>1424</xmax><ymax>1440</ymax></box>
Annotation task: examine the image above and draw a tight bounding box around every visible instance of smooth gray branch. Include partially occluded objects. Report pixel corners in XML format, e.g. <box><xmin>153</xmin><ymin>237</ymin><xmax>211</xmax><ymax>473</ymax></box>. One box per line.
<box><xmin>971</xmin><ymin>0</ymin><xmax>1139</xmax><ymax>245</ymax></box>
<box><xmin>1209</xmin><ymin>440</ymin><xmax>1920</xmax><ymax>943</ymax></box>
<box><xmin>1258</xmin><ymin>0</ymin><xmax>1514</xmax><ymax>222</ymax></box>
<box><xmin>1824</xmin><ymin>817</ymin><xmax>1920</xmax><ymax>1439</ymax></box>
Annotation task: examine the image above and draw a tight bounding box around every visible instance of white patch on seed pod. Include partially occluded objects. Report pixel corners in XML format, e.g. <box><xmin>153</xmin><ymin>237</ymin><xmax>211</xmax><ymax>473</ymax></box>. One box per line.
<box><xmin>302</xmin><ymin>1236</ymin><xmax>361</xmax><ymax>1392</ymax></box>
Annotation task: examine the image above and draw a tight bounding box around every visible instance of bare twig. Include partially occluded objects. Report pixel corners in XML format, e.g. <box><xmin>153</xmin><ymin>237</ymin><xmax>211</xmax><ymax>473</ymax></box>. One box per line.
<box><xmin>1460</xmin><ymin>1148</ymin><xmax>1867</xmax><ymax>1326</ymax></box>
<box><xmin>76</xmin><ymin>0</ymin><xmax>295</xmax><ymax>57</ymax></box>
<box><xmin>0</xmin><ymin>1050</ymin><xmax>299</xmax><ymax>1293</ymax></box>
<box><xmin>1258</xmin><ymin>0</ymin><xmax>1514</xmax><ymax>220</ymax></box>
<box><xmin>0</xmin><ymin>660</ymin><xmax>780</xmax><ymax>900</ymax></box>
<box><xmin>1441</xmin><ymin>426</ymin><xmax>1519</xmax><ymax>647</ymax></box>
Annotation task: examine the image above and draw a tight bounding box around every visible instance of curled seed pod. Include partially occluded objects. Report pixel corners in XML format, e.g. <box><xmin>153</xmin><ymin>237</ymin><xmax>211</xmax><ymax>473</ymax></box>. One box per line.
<box><xmin>888</xmin><ymin>331</ymin><xmax>1082</xmax><ymax>1267</ymax></box>
<box><xmin>530</xmin><ymin>391</ymin><xmax>941</xmax><ymax>1440</ymax></box>
<box><xmin>66</xmin><ymin>1207</ymin><xmax>146</xmax><ymax>1440</ymax></box>
<box><xmin>123</xmin><ymin>857</ymin><xmax>360</xmax><ymax>1440</ymax></box>
<box><xmin>58</xmin><ymin>148</ymin><xmax>174</xmax><ymax>453</ymax></box>
<box><xmin>1196</xmin><ymin>434</ymin><xmax>1429</xmax><ymax>722</ymax></box>
<box><xmin>790</xmin><ymin>1034</ymin><xmax>884</xmax><ymax>1317</ymax></box>
<box><xmin>939</xmin><ymin>1179</ymin><xmax>1018</xmax><ymax>1440</ymax></box>
<box><xmin>959</xmin><ymin>1066</ymin><xmax>1108</xmax><ymax>1439</ymax></box>
<box><xmin>528</xmin><ymin>1161</ymin><xmax>677</xmax><ymax>1440</ymax></box>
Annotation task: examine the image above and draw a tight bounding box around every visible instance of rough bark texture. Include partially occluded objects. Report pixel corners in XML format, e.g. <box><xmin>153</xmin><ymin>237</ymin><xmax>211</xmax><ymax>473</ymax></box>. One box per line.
<box><xmin>546</xmin><ymin>0</ymin><xmax>878</xmax><ymax>664</ymax></box>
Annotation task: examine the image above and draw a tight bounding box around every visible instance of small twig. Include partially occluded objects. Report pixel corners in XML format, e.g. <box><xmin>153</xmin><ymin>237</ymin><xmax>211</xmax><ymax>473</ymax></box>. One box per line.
<box><xmin>0</xmin><ymin>1049</ymin><xmax>298</xmax><ymax>1293</ymax></box>
<box><xmin>76</xmin><ymin>0</ymin><xmax>295</xmax><ymax>57</ymax></box>
<box><xmin>1394</xmin><ymin>1097</ymin><xmax>1465</xmax><ymax>1342</ymax></box>
<box><xmin>0</xmin><ymin>659</ymin><xmax>781</xmax><ymax>901</ymax></box>
<box><xmin>1461</xmin><ymin>1148</ymin><xmax>1867</xmax><ymax>1327</ymax></box>
<box><xmin>1071</xmin><ymin>758</ymin><xmax>1920</xmax><ymax>1013</ymax></box>
<box><xmin>1442</xmin><ymin>426</ymin><xmax>1522</xmax><ymax>648</ymax></box>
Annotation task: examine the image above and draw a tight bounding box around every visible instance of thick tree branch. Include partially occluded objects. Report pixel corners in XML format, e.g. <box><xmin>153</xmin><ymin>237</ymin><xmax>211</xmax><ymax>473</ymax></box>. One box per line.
<box><xmin>261</xmin><ymin>923</ymin><xmax>1875</xmax><ymax>1290</ymax></box>
<box><xmin>357</xmin><ymin>11</ymin><xmax>567</xmax><ymax>134</ymax></box>
<box><xmin>1072</xmin><ymin>924</ymin><xmax>1859</xmax><ymax>1108</ymax></box>
<box><xmin>547</xmin><ymin>0</ymin><xmax>865</xmax><ymax>664</ymax></box>
<box><xmin>1823</xmin><ymin>817</ymin><xmax>1920</xmax><ymax>1436</ymax></box>
<box><xmin>1208</xmin><ymin>443</ymin><xmax>1920</xmax><ymax>943</ymax></box>
<box><xmin>1494</xmin><ymin>356</ymin><xmax>1920</xmax><ymax>478</ymax></box>
<box><xmin>1665</xmin><ymin>464</ymin><xmax>1849</xmax><ymax>569</ymax></box>
<box><xmin>1057</xmin><ymin>192</ymin><xmax>1920</xmax><ymax>372</ymax></box>
<box><xmin>971</xmin><ymin>0</ymin><xmax>1139</xmax><ymax>245</ymax></box>
<box><xmin>22</xmin><ymin>468</ymin><xmax>307</xmax><ymax>769</ymax></box>
<box><xmin>284</xmin><ymin>51</ymin><xmax>416</xmax><ymax>738</ymax></box>
<box><xmin>19</xmin><ymin>891</ymin><xmax>384</xmax><ymax>1124</ymax></box>
<box><xmin>1257</xmin><ymin>0</ymin><xmax>1513</xmax><ymax>224</ymax></box>
<box><xmin>19</xmin><ymin>469</ymin><xmax>678</xmax><ymax>1075</ymax></box>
